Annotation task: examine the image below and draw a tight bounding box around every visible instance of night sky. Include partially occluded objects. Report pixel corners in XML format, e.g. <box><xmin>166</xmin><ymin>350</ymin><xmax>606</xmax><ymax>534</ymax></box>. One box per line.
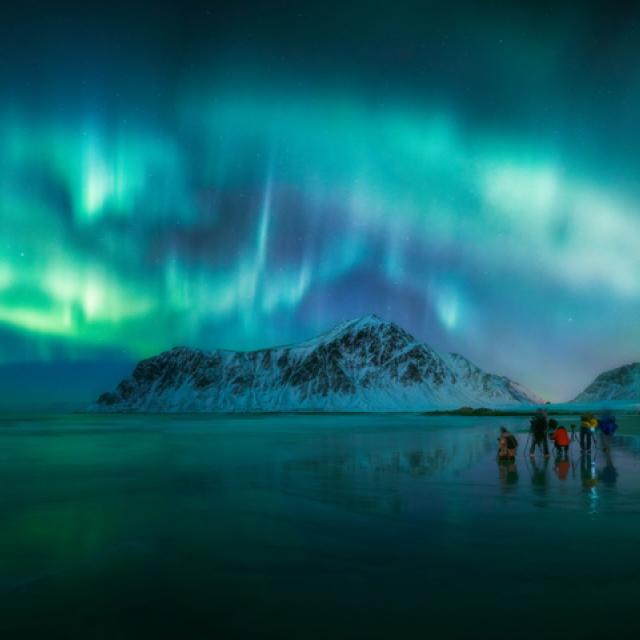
<box><xmin>1</xmin><ymin>0</ymin><xmax>639</xmax><ymax>404</ymax></box>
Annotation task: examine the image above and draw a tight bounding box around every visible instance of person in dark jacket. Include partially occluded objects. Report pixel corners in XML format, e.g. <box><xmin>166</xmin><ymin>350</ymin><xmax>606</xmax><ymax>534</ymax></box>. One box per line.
<box><xmin>529</xmin><ymin>410</ymin><xmax>549</xmax><ymax>458</ymax></box>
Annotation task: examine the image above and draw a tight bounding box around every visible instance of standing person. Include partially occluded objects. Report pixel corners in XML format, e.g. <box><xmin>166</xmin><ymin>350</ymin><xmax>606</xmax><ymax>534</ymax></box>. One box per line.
<box><xmin>529</xmin><ymin>410</ymin><xmax>549</xmax><ymax>458</ymax></box>
<box><xmin>498</xmin><ymin>426</ymin><xmax>518</xmax><ymax>461</ymax></box>
<box><xmin>598</xmin><ymin>411</ymin><xmax>618</xmax><ymax>452</ymax></box>
<box><xmin>551</xmin><ymin>423</ymin><xmax>571</xmax><ymax>458</ymax></box>
<box><xmin>580</xmin><ymin>413</ymin><xmax>598</xmax><ymax>452</ymax></box>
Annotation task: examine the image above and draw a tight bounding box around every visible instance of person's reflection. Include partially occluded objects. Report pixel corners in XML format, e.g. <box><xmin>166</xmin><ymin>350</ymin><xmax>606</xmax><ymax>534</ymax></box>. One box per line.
<box><xmin>554</xmin><ymin>455</ymin><xmax>570</xmax><ymax>481</ymax></box>
<box><xmin>598</xmin><ymin>449</ymin><xmax>618</xmax><ymax>488</ymax></box>
<box><xmin>580</xmin><ymin>454</ymin><xmax>598</xmax><ymax>491</ymax></box>
<box><xmin>498</xmin><ymin>458</ymin><xmax>519</xmax><ymax>489</ymax></box>
<box><xmin>530</xmin><ymin>456</ymin><xmax>549</xmax><ymax>490</ymax></box>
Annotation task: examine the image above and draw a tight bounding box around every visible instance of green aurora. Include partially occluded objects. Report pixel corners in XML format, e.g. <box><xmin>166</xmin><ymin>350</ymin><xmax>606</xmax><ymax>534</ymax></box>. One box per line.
<box><xmin>1</xmin><ymin>1</ymin><xmax>639</xmax><ymax>402</ymax></box>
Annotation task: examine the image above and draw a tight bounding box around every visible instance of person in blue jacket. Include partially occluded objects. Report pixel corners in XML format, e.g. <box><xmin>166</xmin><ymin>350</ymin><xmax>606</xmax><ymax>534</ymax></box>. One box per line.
<box><xmin>598</xmin><ymin>411</ymin><xmax>618</xmax><ymax>452</ymax></box>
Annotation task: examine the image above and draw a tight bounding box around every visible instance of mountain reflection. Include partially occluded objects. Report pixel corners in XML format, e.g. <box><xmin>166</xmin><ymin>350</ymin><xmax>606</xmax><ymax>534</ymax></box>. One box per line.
<box><xmin>283</xmin><ymin>427</ymin><xmax>496</xmax><ymax>478</ymax></box>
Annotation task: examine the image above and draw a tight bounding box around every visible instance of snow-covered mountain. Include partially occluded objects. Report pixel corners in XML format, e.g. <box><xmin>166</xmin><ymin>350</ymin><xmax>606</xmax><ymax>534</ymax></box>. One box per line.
<box><xmin>92</xmin><ymin>315</ymin><xmax>544</xmax><ymax>412</ymax></box>
<box><xmin>572</xmin><ymin>362</ymin><xmax>640</xmax><ymax>403</ymax></box>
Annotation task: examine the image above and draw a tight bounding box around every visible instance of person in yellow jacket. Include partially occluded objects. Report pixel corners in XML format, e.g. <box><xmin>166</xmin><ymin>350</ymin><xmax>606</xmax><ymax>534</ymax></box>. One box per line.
<box><xmin>580</xmin><ymin>413</ymin><xmax>598</xmax><ymax>452</ymax></box>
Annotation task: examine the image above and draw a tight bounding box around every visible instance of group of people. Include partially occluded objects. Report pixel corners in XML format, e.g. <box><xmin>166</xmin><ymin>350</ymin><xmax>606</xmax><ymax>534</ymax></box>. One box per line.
<box><xmin>497</xmin><ymin>409</ymin><xmax>618</xmax><ymax>461</ymax></box>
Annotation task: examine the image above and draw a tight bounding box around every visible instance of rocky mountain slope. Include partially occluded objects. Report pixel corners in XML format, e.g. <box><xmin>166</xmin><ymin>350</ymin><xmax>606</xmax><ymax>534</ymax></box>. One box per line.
<box><xmin>92</xmin><ymin>315</ymin><xmax>544</xmax><ymax>412</ymax></box>
<box><xmin>573</xmin><ymin>362</ymin><xmax>640</xmax><ymax>403</ymax></box>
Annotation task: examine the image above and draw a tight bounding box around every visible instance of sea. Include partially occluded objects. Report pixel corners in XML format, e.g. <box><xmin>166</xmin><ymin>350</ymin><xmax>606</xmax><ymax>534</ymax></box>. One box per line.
<box><xmin>1</xmin><ymin>412</ymin><xmax>639</xmax><ymax>639</ymax></box>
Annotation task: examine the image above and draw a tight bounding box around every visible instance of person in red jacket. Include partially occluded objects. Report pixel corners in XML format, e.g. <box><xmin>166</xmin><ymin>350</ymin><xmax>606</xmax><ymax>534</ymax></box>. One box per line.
<box><xmin>551</xmin><ymin>423</ymin><xmax>571</xmax><ymax>458</ymax></box>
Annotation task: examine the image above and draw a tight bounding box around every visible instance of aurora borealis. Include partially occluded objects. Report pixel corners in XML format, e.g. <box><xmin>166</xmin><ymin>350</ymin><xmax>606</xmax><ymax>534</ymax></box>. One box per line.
<box><xmin>1</xmin><ymin>1</ymin><xmax>640</xmax><ymax>403</ymax></box>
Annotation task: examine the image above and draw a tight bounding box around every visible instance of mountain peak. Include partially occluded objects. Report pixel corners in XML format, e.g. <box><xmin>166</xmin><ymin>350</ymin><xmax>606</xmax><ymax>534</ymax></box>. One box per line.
<box><xmin>354</xmin><ymin>313</ymin><xmax>385</xmax><ymax>325</ymax></box>
<box><xmin>308</xmin><ymin>314</ymin><xmax>418</xmax><ymax>352</ymax></box>
<box><xmin>336</xmin><ymin>313</ymin><xmax>392</xmax><ymax>331</ymax></box>
<box><xmin>340</xmin><ymin>313</ymin><xmax>412</xmax><ymax>335</ymax></box>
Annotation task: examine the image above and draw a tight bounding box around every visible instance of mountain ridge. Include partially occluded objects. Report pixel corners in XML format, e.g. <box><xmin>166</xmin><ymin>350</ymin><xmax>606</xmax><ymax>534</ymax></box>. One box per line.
<box><xmin>92</xmin><ymin>315</ymin><xmax>544</xmax><ymax>412</ymax></box>
<box><xmin>573</xmin><ymin>362</ymin><xmax>640</xmax><ymax>403</ymax></box>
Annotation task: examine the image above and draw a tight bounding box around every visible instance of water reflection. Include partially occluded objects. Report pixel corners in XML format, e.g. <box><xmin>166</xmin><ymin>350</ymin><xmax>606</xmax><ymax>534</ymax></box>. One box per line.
<box><xmin>2</xmin><ymin>414</ymin><xmax>640</xmax><ymax>640</ymax></box>
<box><xmin>529</xmin><ymin>457</ymin><xmax>549</xmax><ymax>492</ymax></box>
<box><xmin>580</xmin><ymin>454</ymin><xmax>598</xmax><ymax>490</ymax></box>
<box><xmin>597</xmin><ymin>450</ymin><xmax>618</xmax><ymax>488</ymax></box>
<box><xmin>497</xmin><ymin>458</ymin><xmax>519</xmax><ymax>490</ymax></box>
<box><xmin>281</xmin><ymin>426</ymin><xmax>632</xmax><ymax>511</ymax></box>
<box><xmin>283</xmin><ymin>427</ymin><xmax>496</xmax><ymax>478</ymax></box>
<box><xmin>553</xmin><ymin>456</ymin><xmax>570</xmax><ymax>481</ymax></box>
<box><xmin>491</xmin><ymin>431</ymin><xmax>632</xmax><ymax>510</ymax></box>
<box><xmin>578</xmin><ymin>453</ymin><xmax>600</xmax><ymax>515</ymax></box>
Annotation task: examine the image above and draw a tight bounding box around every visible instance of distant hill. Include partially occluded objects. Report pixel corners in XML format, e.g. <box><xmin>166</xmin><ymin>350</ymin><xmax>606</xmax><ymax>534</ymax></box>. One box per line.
<box><xmin>573</xmin><ymin>363</ymin><xmax>640</xmax><ymax>403</ymax></box>
<box><xmin>92</xmin><ymin>315</ymin><xmax>543</xmax><ymax>412</ymax></box>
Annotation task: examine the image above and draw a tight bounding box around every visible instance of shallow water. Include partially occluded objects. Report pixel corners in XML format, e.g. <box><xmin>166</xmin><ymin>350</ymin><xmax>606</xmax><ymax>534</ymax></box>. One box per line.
<box><xmin>1</xmin><ymin>413</ymin><xmax>640</xmax><ymax>639</ymax></box>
